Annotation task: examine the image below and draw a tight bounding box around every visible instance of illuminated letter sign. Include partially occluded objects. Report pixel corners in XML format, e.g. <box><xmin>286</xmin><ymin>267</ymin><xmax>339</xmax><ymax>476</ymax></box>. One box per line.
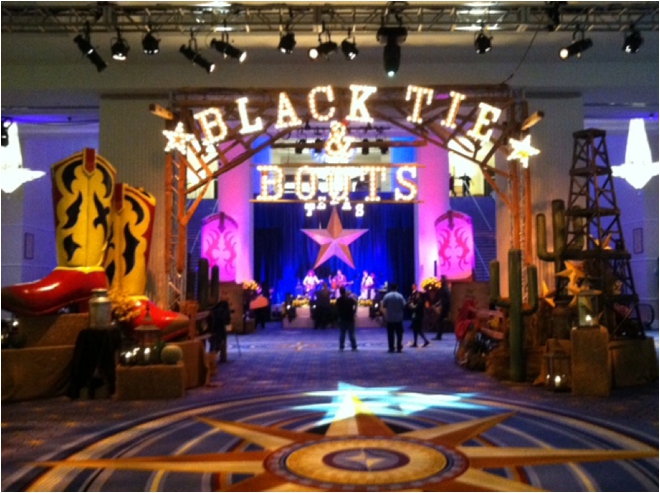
<box><xmin>394</xmin><ymin>166</ymin><xmax>418</xmax><ymax>201</ymax></box>
<box><xmin>256</xmin><ymin>165</ymin><xmax>284</xmax><ymax>200</ymax></box>
<box><xmin>347</xmin><ymin>85</ymin><xmax>377</xmax><ymax>123</ymax></box>
<box><xmin>468</xmin><ymin>102</ymin><xmax>502</xmax><ymax>143</ymax></box>
<box><xmin>275</xmin><ymin>92</ymin><xmax>303</xmax><ymax>129</ymax></box>
<box><xmin>194</xmin><ymin>108</ymin><xmax>228</xmax><ymax>145</ymax></box>
<box><xmin>406</xmin><ymin>85</ymin><xmax>434</xmax><ymax>124</ymax></box>
<box><xmin>442</xmin><ymin>91</ymin><xmax>466</xmax><ymax>129</ymax></box>
<box><xmin>235</xmin><ymin>97</ymin><xmax>263</xmax><ymax>134</ymax></box>
<box><xmin>308</xmin><ymin>85</ymin><xmax>336</xmax><ymax>122</ymax></box>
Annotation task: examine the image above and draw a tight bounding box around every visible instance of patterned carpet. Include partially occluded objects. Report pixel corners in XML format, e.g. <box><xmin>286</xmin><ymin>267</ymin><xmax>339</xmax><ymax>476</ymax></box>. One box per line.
<box><xmin>2</xmin><ymin>324</ymin><xmax>658</xmax><ymax>492</ymax></box>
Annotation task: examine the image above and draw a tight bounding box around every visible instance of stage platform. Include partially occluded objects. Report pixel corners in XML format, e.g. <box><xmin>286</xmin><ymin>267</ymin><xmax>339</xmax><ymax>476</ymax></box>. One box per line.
<box><xmin>282</xmin><ymin>306</ymin><xmax>383</xmax><ymax>329</ymax></box>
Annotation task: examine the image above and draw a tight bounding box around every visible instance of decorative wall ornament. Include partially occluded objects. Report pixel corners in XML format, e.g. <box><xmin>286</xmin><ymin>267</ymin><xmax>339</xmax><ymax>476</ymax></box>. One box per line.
<box><xmin>201</xmin><ymin>212</ymin><xmax>238</xmax><ymax>281</ymax></box>
<box><xmin>434</xmin><ymin>210</ymin><xmax>475</xmax><ymax>280</ymax></box>
<box><xmin>301</xmin><ymin>207</ymin><xmax>367</xmax><ymax>269</ymax></box>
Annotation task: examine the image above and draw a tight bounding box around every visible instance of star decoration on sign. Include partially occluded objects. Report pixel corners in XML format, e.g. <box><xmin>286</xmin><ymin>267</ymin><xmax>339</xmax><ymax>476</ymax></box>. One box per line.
<box><xmin>302</xmin><ymin>208</ymin><xmax>367</xmax><ymax>269</ymax></box>
<box><xmin>163</xmin><ymin>122</ymin><xmax>195</xmax><ymax>154</ymax></box>
<box><xmin>541</xmin><ymin>280</ymin><xmax>556</xmax><ymax>308</ymax></box>
<box><xmin>556</xmin><ymin>260</ymin><xmax>586</xmax><ymax>286</ymax></box>
<box><xmin>507</xmin><ymin>134</ymin><xmax>540</xmax><ymax>168</ymax></box>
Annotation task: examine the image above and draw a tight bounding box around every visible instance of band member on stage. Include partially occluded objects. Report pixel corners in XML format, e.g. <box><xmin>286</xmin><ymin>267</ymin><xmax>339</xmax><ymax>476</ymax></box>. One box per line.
<box><xmin>332</xmin><ymin>269</ymin><xmax>347</xmax><ymax>297</ymax></box>
<box><xmin>360</xmin><ymin>270</ymin><xmax>374</xmax><ymax>300</ymax></box>
<box><xmin>303</xmin><ymin>269</ymin><xmax>320</xmax><ymax>295</ymax></box>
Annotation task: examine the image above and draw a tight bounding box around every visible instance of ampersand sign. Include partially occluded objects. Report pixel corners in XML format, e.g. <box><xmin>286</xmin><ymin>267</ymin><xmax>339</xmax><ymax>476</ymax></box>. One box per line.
<box><xmin>324</xmin><ymin>121</ymin><xmax>354</xmax><ymax>162</ymax></box>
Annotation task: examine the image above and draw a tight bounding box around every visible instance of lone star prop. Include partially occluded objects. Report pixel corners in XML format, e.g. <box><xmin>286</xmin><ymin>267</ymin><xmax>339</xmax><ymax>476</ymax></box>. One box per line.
<box><xmin>302</xmin><ymin>208</ymin><xmax>367</xmax><ymax>269</ymax></box>
<box><xmin>507</xmin><ymin>134</ymin><xmax>540</xmax><ymax>168</ymax></box>
<box><xmin>163</xmin><ymin>122</ymin><xmax>195</xmax><ymax>154</ymax></box>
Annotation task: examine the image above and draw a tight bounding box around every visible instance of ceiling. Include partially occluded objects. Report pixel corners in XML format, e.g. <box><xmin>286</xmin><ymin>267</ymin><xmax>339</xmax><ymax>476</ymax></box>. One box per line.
<box><xmin>2</xmin><ymin>2</ymin><xmax>659</xmax><ymax>122</ymax></box>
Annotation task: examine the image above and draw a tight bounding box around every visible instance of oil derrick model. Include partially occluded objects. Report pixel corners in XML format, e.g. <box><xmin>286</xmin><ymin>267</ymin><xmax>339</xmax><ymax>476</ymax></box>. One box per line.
<box><xmin>561</xmin><ymin>129</ymin><xmax>644</xmax><ymax>339</ymax></box>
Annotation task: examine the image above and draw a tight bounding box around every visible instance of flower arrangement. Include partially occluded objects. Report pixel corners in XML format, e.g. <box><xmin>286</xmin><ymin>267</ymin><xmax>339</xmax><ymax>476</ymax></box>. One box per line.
<box><xmin>242</xmin><ymin>280</ymin><xmax>260</xmax><ymax>292</ymax></box>
<box><xmin>107</xmin><ymin>287</ymin><xmax>141</xmax><ymax>323</ymax></box>
<box><xmin>358</xmin><ymin>299</ymin><xmax>374</xmax><ymax>307</ymax></box>
<box><xmin>421</xmin><ymin>276</ymin><xmax>442</xmax><ymax>291</ymax></box>
<box><xmin>292</xmin><ymin>298</ymin><xmax>309</xmax><ymax>308</ymax></box>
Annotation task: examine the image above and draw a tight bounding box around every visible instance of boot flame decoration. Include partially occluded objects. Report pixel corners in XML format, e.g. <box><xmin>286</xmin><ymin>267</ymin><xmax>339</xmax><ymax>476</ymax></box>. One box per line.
<box><xmin>105</xmin><ymin>184</ymin><xmax>188</xmax><ymax>340</ymax></box>
<box><xmin>2</xmin><ymin>149</ymin><xmax>114</xmax><ymax>315</ymax></box>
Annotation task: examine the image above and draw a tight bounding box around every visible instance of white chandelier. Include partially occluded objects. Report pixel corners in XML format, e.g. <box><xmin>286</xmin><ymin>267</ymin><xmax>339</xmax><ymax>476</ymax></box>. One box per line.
<box><xmin>611</xmin><ymin>118</ymin><xmax>659</xmax><ymax>190</ymax></box>
<box><xmin>1</xmin><ymin>123</ymin><xmax>46</xmax><ymax>194</ymax></box>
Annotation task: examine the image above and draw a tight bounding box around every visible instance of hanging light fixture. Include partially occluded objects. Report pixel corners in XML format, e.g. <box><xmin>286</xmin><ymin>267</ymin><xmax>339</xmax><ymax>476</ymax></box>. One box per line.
<box><xmin>474</xmin><ymin>26</ymin><xmax>492</xmax><ymax>54</ymax></box>
<box><xmin>73</xmin><ymin>22</ymin><xmax>107</xmax><ymax>72</ymax></box>
<box><xmin>378</xmin><ymin>25</ymin><xmax>407</xmax><ymax>77</ymax></box>
<box><xmin>622</xmin><ymin>24</ymin><xmax>643</xmax><ymax>53</ymax></box>
<box><xmin>309</xmin><ymin>22</ymin><xmax>337</xmax><ymax>60</ymax></box>
<box><xmin>1</xmin><ymin>120</ymin><xmax>46</xmax><ymax>194</ymax></box>
<box><xmin>180</xmin><ymin>30</ymin><xmax>215</xmax><ymax>73</ymax></box>
<box><xmin>111</xmin><ymin>27</ymin><xmax>130</xmax><ymax>61</ymax></box>
<box><xmin>211</xmin><ymin>20</ymin><xmax>247</xmax><ymax>62</ymax></box>
<box><xmin>142</xmin><ymin>29</ymin><xmax>160</xmax><ymax>55</ymax></box>
<box><xmin>341</xmin><ymin>29</ymin><xmax>359</xmax><ymax>60</ymax></box>
<box><xmin>559</xmin><ymin>27</ymin><xmax>592</xmax><ymax>59</ymax></box>
<box><xmin>278</xmin><ymin>10</ymin><xmax>296</xmax><ymax>54</ymax></box>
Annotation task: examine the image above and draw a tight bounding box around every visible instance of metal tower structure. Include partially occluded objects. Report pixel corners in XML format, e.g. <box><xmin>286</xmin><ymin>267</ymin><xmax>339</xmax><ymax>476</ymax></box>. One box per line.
<box><xmin>563</xmin><ymin>128</ymin><xmax>644</xmax><ymax>339</ymax></box>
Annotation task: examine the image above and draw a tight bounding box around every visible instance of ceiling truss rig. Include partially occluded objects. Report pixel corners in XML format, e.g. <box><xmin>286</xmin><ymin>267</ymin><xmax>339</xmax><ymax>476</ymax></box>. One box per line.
<box><xmin>2</xmin><ymin>3</ymin><xmax>658</xmax><ymax>34</ymax></box>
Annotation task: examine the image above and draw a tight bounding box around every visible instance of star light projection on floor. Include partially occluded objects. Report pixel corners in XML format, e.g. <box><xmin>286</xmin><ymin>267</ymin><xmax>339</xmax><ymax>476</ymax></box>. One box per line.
<box><xmin>34</xmin><ymin>385</ymin><xmax>657</xmax><ymax>492</ymax></box>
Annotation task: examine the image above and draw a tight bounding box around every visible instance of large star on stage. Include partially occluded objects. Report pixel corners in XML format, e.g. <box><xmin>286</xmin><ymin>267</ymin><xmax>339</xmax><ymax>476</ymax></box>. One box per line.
<box><xmin>302</xmin><ymin>208</ymin><xmax>368</xmax><ymax>269</ymax></box>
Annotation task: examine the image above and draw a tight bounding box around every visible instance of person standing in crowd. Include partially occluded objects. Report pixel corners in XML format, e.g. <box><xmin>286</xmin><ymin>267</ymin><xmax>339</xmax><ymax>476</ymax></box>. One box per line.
<box><xmin>461</xmin><ymin>174</ymin><xmax>472</xmax><ymax>196</ymax></box>
<box><xmin>382</xmin><ymin>283</ymin><xmax>406</xmax><ymax>353</ymax></box>
<box><xmin>407</xmin><ymin>284</ymin><xmax>429</xmax><ymax>347</ymax></box>
<box><xmin>336</xmin><ymin>287</ymin><xmax>358</xmax><ymax>351</ymax></box>
<box><xmin>435</xmin><ymin>275</ymin><xmax>452</xmax><ymax>340</ymax></box>
<box><xmin>208</xmin><ymin>292</ymin><xmax>231</xmax><ymax>354</ymax></box>
<box><xmin>314</xmin><ymin>282</ymin><xmax>332</xmax><ymax>329</ymax></box>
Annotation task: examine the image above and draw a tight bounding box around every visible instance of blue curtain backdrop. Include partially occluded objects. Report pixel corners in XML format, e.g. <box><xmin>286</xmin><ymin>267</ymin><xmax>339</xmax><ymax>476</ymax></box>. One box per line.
<box><xmin>254</xmin><ymin>200</ymin><xmax>415</xmax><ymax>303</ymax></box>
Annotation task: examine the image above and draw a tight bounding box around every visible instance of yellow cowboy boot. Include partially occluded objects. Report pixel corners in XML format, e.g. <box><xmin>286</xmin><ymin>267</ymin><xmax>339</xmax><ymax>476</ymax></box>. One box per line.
<box><xmin>2</xmin><ymin>149</ymin><xmax>114</xmax><ymax>315</ymax></box>
<box><xmin>105</xmin><ymin>183</ymin><xmax>188</xmax><ymax>340</ymax></box>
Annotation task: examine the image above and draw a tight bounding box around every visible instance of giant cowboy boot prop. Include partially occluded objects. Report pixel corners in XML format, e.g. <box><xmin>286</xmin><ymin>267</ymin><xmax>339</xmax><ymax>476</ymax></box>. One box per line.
<box><xmin>2</xmin><ymin>149</ymin><xmax>114</xmax><ymax>315</ymax></box>
<box><xmin>105</xmin><ymin>183</ymin><xmax>188</xmax><ymax>340</ymax></box>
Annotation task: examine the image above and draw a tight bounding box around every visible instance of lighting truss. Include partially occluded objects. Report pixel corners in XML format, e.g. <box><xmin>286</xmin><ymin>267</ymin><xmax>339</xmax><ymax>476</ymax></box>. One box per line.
<box><xmin>2</xmin><ymin>3</ymin><xmax>658</xmax><ymax>34</ymax></box>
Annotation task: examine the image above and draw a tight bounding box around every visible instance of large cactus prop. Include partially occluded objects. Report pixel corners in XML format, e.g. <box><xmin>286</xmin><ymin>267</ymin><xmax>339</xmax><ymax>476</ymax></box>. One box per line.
<box><xmin>536</xmin><ymin>199</ymin><xmax>584</xmax><ymax>297</ymax></box>
<box><xmin>490</xmin><ymin>249</ymin><xmax>539</xmax><ymax>382</ymax></box>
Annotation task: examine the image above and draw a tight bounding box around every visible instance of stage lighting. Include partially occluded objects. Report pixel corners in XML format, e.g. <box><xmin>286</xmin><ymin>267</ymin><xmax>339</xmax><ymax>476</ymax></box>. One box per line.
<box><xmin>111</xmin><ymin>29</ymin><xmax>130</xmax><ymax>61</ymax></box>
<box><xmin>278</xmin><ymin>31</ymin><xmax>296</xmax><ymax>54</ymax></box>
<box><xmin>361</xmin><ymin>138</ymin><xmax>369</xmax><ymax>155</ymax></box>
<box><xmin>142</xmin><ymin>31</ymin><xmax>160</xmax><ymax>55</ymax></box>
<box><xmin>73</xmin><ymin>25</ymin><xmax>107</xmax><ymax>72</ymax></box>
<box><xmin>559</xmin><ymin>29</ymin><xmax>592</xmax><ymax>59</ymax></box>
<box><xmin>295</xmin><ymin>139</ymin><xmax>306</xmax><ymax>154</ymax></box>
<box><xmin>211</xmin><ymin>38</ymin><xmax>247</xmax><ymax>62</ymax></box>
<box><xmin>623</xmin><ymin>25</ymin><xmax>643</xmax><ymax>53</ymax></box>
<box><xmin>474</xmin><ymin>30</ymin><xmax>492</xmax><ymax>54</ymax></box>
<box><xmin>341</xmin><ymin>33</ymin><xmax>359</xmax><ymax>60</ymax></box>
<box><xmin>378</xmin><ymin>26</ymin><xmax>407</xmax><ymax>77</ymax></box>
<box><xmin>309</xmin><ymin>41</ymin><xmax>338</xmax><ymax>60</ymax></box>
<box><xmin>181</xmin><ymin>31</ymin><xmax>215</xmax><ymax>73</ymax></box>
<box><xmin>376</xmin><ymin>138</ymin><xmax>389</xmax><ymax>155</ymax></box>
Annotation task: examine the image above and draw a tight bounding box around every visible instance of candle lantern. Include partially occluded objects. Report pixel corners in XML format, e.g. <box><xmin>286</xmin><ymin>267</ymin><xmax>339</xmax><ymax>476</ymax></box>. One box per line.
<box><xmin>133</xmin><ymin>307</ymin><xmax>161</xmax><ymax>365</ymax></box>
<box><xmin>544</xmin><ymin>341</ymin><xmax>571</xmax><ymax>392</ymax></box>
<box><xmin>577</xmin><ymin>289</ymin><xmax>600</xmax><ymax>328</ymax></box>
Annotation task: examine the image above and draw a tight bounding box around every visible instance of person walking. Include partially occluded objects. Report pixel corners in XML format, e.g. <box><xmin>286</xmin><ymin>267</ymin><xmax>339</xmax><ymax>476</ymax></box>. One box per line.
<box><xmin>335</xmin><ymin>287</ymin><xmax>358</xmax><ymax>351</ymax></box>
<box><xmin>407</xmin><ymin>284</ymin><xmax>429</xmax><ymax>347</ymax></box>
<box><xmin>382</xmin><ymin>283</ymin><xmax>406</xmax><ymax>353</ymax></box>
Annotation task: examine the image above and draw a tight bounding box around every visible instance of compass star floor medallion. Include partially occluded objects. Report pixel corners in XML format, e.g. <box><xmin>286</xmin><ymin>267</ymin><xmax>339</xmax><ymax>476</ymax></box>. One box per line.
<box><xmin>34</xmin><ymin>393</ymin><xmax>657</xmax><ymax>492</ymax></box>
<box><xmin>302</xmin><ymin>208</ymin><xmax>368</xmax><ymax>269</ymax></box>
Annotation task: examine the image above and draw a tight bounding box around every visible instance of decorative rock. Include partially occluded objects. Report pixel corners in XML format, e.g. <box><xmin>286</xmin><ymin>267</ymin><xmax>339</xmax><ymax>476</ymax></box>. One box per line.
<box><xmin>160</xmin><ymin>344</ymin><xmax>183</xmax><ymax>365</ymax></box>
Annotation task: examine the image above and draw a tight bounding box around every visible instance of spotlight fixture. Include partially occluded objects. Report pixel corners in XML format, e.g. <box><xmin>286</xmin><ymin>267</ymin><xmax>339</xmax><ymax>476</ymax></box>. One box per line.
<box><xmin>295</xmin><ymin>139</ymin><xmax>306</xmax><ymax>154</ymax></box>
<box><xmin>1</xmin><ymin>117</ymin><xmax>12</xmax><ymax>147</ymax></box>
<box><xmin>111</xmin><ymin>28</ymin><xmax>130</xmax><ymax>61</ymax></box>
<box><xmin>361</xmin><ymin>138</ymin><xmax>369</xmax><ymax>156</ymax></box>
<box><xmin>623</xmin><ymin>25</ymin><xmax>643</xmax><ymax>54</ymax></box>
<box><xmin>73</xmin><ymin>23</ymin><xmax>107</xmax><ymax>72</ymax></box>
<box><xmin>278</xmin><ymin>31</ymin><xmax>296</xmax><ymax>54</ymax></box>
<box><xmin>211</xmin><ymin>38</ymin><xmax>247</xmax><ymax>62</ymax></box>
<box><xmin>559</xmin><ymin>28</ymin><xmax>592</xmax><ymax>59</ymax></box>
<box><xmin>309</xmin><ymin>22</ymin><xmax>337</xmax><ymax>60</ymax></box>
<box><xmin>180</xmin><ymin>31</ymin><xmax>215</xmax><ymax>73</ymax></box>
<box><xmin>376</xmin><ymin>138</ymin><xmax>389</xmax><ymax>155</ymax></box>
<box><xmin>142</xmin><ymin>30</ymin><xmax>160</xmax><ymax>55</ymax></box>
<box><xmin>377</xmin><ymin>26</ymin><xmax>407</xmax><ymax>78</ymax></box>
<box><xmin>474</xmin><ymin>28</ymin><xmax>492</xmax><ymax>54</ymax></box>
<box><xmin>341</xmin><ymin>30</ymin><xmax>359</xmax><ymax>60</ymax></box>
